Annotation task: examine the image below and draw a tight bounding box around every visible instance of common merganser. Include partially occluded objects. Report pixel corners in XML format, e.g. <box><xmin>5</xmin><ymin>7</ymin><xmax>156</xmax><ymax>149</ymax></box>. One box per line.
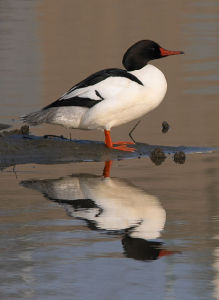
<box><xmin>22</xmin><ymin>40</ymin><xmax>184</xmax><ymax>151</ymax></box>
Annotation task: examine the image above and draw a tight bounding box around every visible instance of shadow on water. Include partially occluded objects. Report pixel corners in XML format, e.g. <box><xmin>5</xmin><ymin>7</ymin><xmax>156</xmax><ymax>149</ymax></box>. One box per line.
<box><xmin>0</xmin><ymin>129</ymin><xmax>217</xmax><ymax>169</ymax></box>
<box><xmin>21</xmin><ymin>161</ymin><xmax>179</xmax><ymax>261</ymax></box>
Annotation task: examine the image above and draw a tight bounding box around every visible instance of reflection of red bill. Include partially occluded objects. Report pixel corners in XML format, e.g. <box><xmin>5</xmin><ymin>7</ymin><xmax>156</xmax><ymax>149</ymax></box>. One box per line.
<box><xmin>158</xmin><ymin>249</ymin><xmax>181</xmax><ymax>258</ymax></box>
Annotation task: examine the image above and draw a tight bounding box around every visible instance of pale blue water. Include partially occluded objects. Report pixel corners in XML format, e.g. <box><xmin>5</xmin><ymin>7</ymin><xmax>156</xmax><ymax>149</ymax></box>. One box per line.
<box><xmin>0</xmin><ymin>1</ymin><xmax>219</xmax><ymax>300</ymax></box>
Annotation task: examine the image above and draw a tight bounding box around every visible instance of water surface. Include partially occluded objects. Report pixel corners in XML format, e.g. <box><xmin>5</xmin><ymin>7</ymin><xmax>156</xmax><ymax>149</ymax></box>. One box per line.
<box><xmin>0</xmin><ymin>1</ymin><xmax>219</xmax><ymax>299</ymax></box>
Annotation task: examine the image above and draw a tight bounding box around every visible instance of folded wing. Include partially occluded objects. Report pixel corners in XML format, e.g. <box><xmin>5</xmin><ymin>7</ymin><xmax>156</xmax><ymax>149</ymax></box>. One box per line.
<box><xmin>44</xmin><ymin>68</ymin><xmax>143</xmax><ymax>110</ymax></box>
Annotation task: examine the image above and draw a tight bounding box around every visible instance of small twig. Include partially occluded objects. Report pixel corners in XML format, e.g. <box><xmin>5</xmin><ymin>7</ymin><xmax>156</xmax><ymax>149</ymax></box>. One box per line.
<box><xmin>12</xmin><ymin>165</ymin><xmax>18</xmax><ymax>179</ymax></box>
<box><xmin>129</xmin><ymin>120</ymin><xmax>141</xmax><ymax>143</ymax></box>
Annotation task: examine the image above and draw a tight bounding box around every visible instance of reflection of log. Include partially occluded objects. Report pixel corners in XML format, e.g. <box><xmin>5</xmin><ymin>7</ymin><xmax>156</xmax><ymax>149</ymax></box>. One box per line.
<box><xmin>0</xmin><ymin>123</ymin><xmax>11</xmax><ymax>131</ymax></box>
<box><xmin>0</xmin><ymin>133</ymin><xmax>216</xmax><ymax>169</ymax></box>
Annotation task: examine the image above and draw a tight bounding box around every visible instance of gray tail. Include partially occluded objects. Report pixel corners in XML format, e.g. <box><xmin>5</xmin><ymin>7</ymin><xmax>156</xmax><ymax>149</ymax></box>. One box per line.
<box><xmin>21</xmin><ymin>109</ymin><xmax>53</xmax><ymax>126</ymax></box>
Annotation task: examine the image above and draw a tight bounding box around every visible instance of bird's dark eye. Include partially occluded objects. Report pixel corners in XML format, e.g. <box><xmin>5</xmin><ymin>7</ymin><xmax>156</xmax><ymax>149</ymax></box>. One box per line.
<box><xmin>151</xmin><ymin>47</ymin><xmax>155</xmax><ymax>51</ymax></box>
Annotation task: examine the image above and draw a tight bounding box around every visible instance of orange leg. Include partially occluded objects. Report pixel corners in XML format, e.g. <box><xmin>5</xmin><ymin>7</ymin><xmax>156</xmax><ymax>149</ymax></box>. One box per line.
<box><xmin>103</xmin><ymin>160</ymin><xmax>112</xmax><ymax>178</ymax></box>
<box><xmin>104</xmin><ymin>130</ymin><xmax>135</xmax><ymax>152</ymax></box>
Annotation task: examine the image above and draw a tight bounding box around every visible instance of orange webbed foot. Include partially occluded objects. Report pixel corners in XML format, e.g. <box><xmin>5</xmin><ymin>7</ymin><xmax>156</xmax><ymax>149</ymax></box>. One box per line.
<box><xmin>104</xmin><ymin>130</ymin><xmax>136</xmax><ymax>152</ymax></box>
<box><xmin>111</xmin><ymin>142</ymin><xmax>136</xmax><ymax>152</ymax></box>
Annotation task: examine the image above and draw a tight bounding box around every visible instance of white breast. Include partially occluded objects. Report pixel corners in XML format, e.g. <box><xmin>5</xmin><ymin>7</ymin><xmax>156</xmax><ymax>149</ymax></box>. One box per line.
<box><xmin>130</xmin><ymin>64</ymin><xmax>167</xmax><ymax>107</ymax></box>
<box><xmin>81</xmin><ymin>64</ymin><xmax>167</xmax><ymax>130</ymax></box>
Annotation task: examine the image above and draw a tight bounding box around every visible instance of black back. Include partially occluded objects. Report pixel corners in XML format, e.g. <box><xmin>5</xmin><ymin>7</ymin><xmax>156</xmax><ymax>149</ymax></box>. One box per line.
<box><xmin>65</xmin><ymin>68</ymin><xmax>143</xmax><ymax>93</ymax></box>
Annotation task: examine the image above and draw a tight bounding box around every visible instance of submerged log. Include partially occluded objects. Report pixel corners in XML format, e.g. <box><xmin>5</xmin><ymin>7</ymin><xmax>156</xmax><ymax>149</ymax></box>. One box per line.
<box><xmin>0</xmin><ymin>126</ymin><xmax>216</xmax><ymax>169</ymax></box>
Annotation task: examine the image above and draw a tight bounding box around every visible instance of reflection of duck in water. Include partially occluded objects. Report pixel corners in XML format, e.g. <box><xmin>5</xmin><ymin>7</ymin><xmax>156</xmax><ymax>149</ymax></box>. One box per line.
<box><xmin>21</xmin><ymin>161</ymin><xmax>178</xmax><ymax>261</ymax></box>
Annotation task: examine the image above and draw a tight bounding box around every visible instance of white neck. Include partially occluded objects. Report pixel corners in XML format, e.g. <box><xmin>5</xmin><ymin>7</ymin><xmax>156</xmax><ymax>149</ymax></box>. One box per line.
<box><xmin>130</xmin><ymin>64</ymin><xmax>167</xmax><ymax>99</ymax></box>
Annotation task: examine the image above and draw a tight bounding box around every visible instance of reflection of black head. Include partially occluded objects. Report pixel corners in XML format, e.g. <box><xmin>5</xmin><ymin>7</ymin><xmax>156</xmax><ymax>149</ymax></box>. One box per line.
<box><xmin>122</xmin><ymin>235</ymin><xmax>163</xmax><ymax>261</ymax></box>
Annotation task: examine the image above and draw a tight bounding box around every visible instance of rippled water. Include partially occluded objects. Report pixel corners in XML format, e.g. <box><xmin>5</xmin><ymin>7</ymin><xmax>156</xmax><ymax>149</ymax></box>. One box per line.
<box><xmin>0</xmin><ymin>1</ymin><xmax>219</xmax><ymax>299</ymax></box>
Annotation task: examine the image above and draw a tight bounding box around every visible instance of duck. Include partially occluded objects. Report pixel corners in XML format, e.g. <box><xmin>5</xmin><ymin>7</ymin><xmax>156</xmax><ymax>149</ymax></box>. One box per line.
<box><xmin>22</xmin><ymin>40</ymin><xmax>184</xmax><ymax>151</ymax></box>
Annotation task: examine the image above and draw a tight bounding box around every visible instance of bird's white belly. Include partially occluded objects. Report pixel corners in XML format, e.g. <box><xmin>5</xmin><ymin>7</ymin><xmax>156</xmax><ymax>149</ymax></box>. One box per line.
<box><xmin>80</xmin><ymin>86</ymin><xmax>166</xmax><ymax>130</ymax></box>
<box><xmin>80</xmin><ymin>64</ymin><xmax>167</xmax><ymax>130</ymax></box>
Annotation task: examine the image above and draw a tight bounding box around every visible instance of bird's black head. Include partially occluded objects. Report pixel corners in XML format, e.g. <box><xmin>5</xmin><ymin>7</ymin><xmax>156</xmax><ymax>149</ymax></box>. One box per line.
<box><xmin>122</xmin><ymin>40</ymin><xmax>184</xmax><ymax>71</ymax></box>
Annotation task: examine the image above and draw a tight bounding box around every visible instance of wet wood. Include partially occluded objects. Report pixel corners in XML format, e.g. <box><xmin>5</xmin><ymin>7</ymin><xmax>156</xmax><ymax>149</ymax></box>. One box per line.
<box><xmin>0</xmin><ymin>130</ymin><xmax>216</xmax><ymax>169</ymax></box>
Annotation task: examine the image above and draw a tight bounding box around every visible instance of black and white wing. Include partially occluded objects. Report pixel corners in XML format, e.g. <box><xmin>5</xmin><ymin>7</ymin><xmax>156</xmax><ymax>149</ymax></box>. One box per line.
<box><xmin>43</xmin><ymin>68</ymin><xmax>143</xmax><ymax>110</ymax></box>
